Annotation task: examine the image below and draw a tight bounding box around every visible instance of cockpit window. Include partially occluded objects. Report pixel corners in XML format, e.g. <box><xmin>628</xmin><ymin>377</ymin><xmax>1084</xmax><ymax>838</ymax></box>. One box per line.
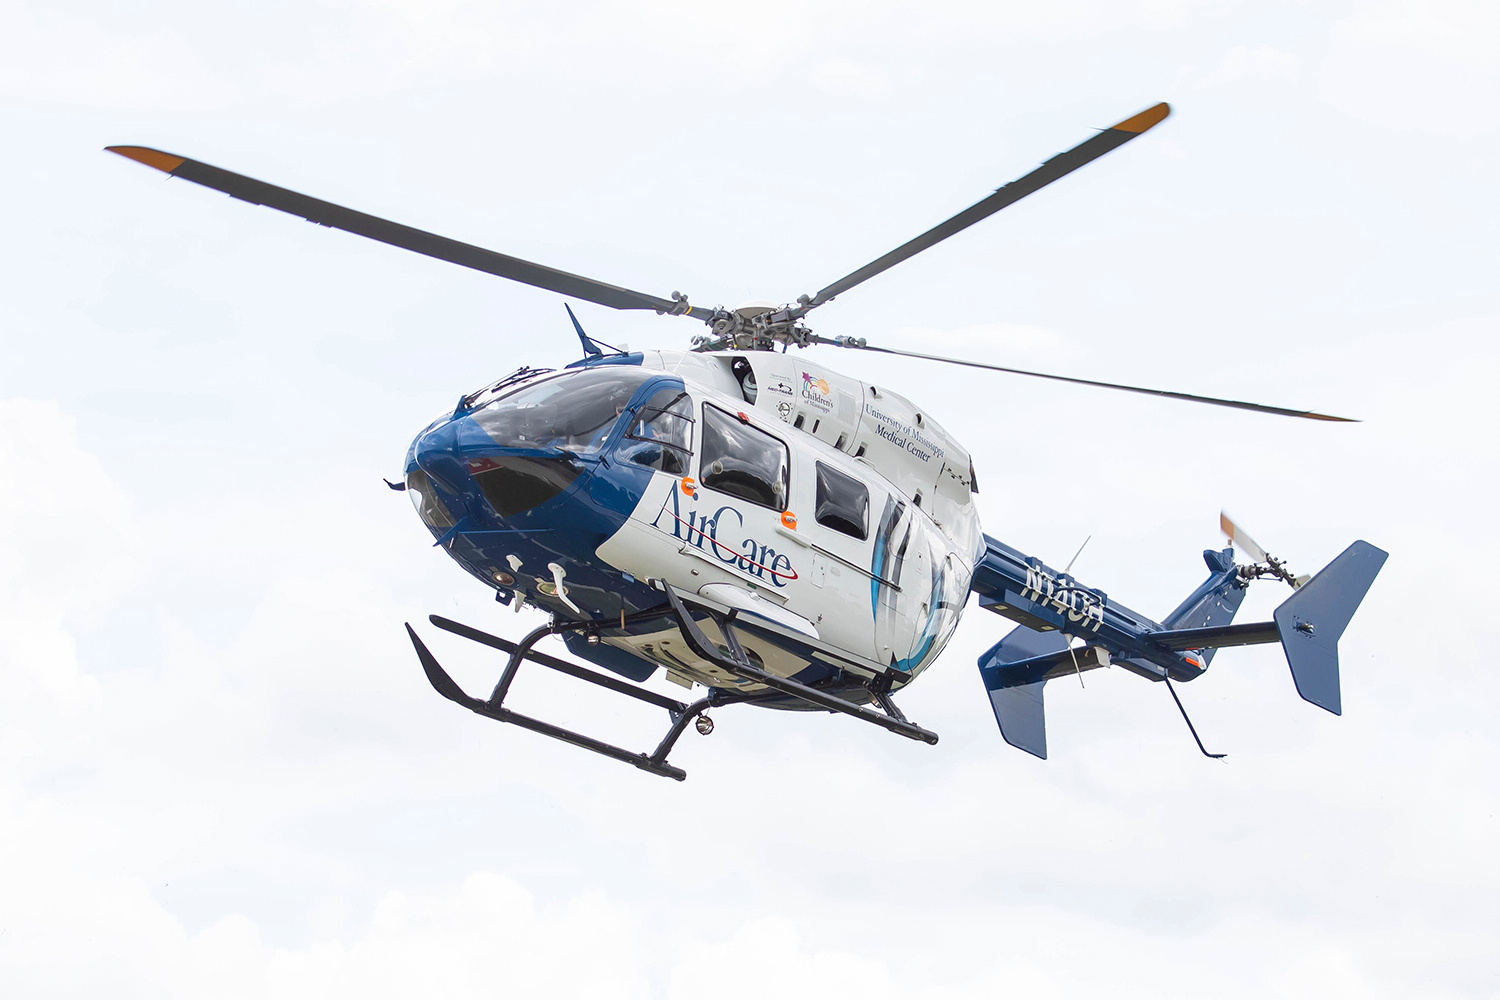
<box><xmin>462</xmin><ymin>365</ymin><xmax>557</xmax><ymax>410</ymax></box>
<box><xmin>471</xmin><ymin>367</ymin><xmax>653</xmax><ymax>453</ymax></box>
<box><xmin>620</xmin><ymin>386</ymin><xmax>694</xmax><ymax>475</ymax></box>
<box><xmin>700</xmin><ymin>404</ymin><xmax>789</xmax><ymax>511</ymax></box>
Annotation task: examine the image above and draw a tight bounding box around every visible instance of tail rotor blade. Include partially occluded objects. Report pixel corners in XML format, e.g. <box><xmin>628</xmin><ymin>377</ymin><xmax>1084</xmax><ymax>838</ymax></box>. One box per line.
<box><xmin>1220</xmin><ymin>511</ymin><xmax>1269</xmax><ymax>562</ymax></box>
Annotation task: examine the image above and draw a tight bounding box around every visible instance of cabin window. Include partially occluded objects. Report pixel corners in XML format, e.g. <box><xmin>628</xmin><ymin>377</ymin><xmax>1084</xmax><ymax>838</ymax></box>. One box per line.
<box><xmin>620</xmin><ymin>387</ymin><xmax>694</xmax><ymax>475</ymax></box>
<box><xmin>814</xmin><ymin>461</ymin><xmax>869</xmax><ymax>540</ymax></box>
<box><xmin>699</xmin><ymin>404</ymin><xmax>789</xmax><ymax>511</ymax></box>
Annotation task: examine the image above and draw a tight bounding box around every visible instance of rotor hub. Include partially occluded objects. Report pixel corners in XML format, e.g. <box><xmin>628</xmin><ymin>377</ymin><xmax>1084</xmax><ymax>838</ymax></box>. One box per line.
<box><xmin>690</xmin><ymin>303</ymin><xmax>815</xmax><ymax>353</ymax></box>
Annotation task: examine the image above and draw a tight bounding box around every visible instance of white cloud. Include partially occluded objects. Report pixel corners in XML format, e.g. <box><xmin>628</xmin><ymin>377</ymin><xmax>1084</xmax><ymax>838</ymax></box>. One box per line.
<box><xmin>1320</xmin><ymin>0</ymin><xmax>1500</xmax><ymax>138</ymax></box>
<box><xmin>1270</xmin><ymin>947</ymin><xmax>1376</xmax><ymax>999</ymax></box>
<box><xmin>0</xmin><ymin>10</ymin><xmax>242</xmax><ymax>110</ymax></box>
<box><xmin>667</xmin><ymin>917</ymin><xmax>900</xmax><ymax>1000</ymax></box>
<box><xmin>1198</xmin><ymin>45</ymin><xmax>1301</xmax><ymax>88</ymax></box>
<box><xmin>0</xmin><ymin>400</ymin><xmax>139</xmax><ymax>755</ymax></box>
<box><xmin>886</xmin><ymin>322</ymin><xmax>1072</xmax><ymax>361</ymax></box>
<box><xmin>0</xmin><ymin>858</ymin><xmax>654</xmax><ymax>998</ymax></box>
<box><xmin>811</xmin><ymin>57</ymin><xmax>893</xmax><ymax>97</ymax></box>
<box><xmin>263</xmin><ymin>873</ymin><xmax>652</xmax><ymax>999</ymax></box>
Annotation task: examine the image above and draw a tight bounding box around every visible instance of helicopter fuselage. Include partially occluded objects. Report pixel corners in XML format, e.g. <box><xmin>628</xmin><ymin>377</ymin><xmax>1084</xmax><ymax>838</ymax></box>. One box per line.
<box><xmin>108</xmin><ymin>105</ymin><xmax>1386</xmax><ymax>775</ymax></box>
<box><xmin>404</xmin><ymin>350</ymin><xmax>982</xmax><ymax>705</ymax></box>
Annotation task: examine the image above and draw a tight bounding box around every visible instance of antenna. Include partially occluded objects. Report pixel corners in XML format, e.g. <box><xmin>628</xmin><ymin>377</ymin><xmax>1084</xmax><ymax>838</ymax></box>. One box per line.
<box><xmin>565</xmin><ymin>303</ymin><xmax>602</xmax><ymax>358</ymax></box>
<box><xmin>1059</xmin><ymin>535</ymin><xmax>1093</xmax><ymax>688</ymax></box>
<box><xmin>1064</xmin><ymin>535</ymin><xmax>1091</xmax><ymax>574</ymax></box>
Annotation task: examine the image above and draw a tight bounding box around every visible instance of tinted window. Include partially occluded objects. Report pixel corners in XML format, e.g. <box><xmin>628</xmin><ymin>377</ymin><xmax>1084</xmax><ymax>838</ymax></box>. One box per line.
<box><xmin>474</xmin><ymin>456</ymin><xmax>583</xmax><ymax>518</ymax></box>
<box><xmin>619</xmin><ymin>387</ymin><xmax>694</xmax><ymax>475</ymax></box>
<box><xmin>471</xmin><ymin>367</ymin><xmax>653</xmax><ymax>453</ymax></box>
<box><xmin>700</xmin><ymin>405</ymin><xmax>788</xmax><ymax>510</ymax></box>
<box><xmin>406</xmin><ymin>468</ymin><xmax>456</xmax><ymax>530</ymax></box>
<box><xmin>815</xmin><ymin>461</ymin><xmax>869</xmax><ymax>540</ymax></box>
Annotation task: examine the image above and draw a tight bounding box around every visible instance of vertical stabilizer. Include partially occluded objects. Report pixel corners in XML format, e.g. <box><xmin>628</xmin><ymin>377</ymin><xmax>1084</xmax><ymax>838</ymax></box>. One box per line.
<box><xmin>1159</xmin><ymin>547</ymin><xmax>1248</xmax><ymax>668</ymax></box>
<box><xmin>1273</xmin><ymin>540</ymin><xmax>1388</xmax><ymax>714</ymax></box>
<box><xmin>977</xmin><ymin>626</ymin><xmax>1070</xmax><ymax>759</ymax></box>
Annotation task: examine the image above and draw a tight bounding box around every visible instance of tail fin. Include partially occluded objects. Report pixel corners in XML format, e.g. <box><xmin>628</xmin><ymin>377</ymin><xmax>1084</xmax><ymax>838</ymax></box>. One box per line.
<box><xmin>972</xmin><ymin>531</ymin><xmax>1387</xmax><ymax>759</ymax></box>
<box><xmin>1158</xmin><ymin>547</ymin><xmax>1247</xmax><ymax>668</ymax></box>
<box><xmin>1272</xmin><ymin>540</ymin><xmax>1387</xmax><ymax>714</ymax></box>
<box><xmin>977</xmin><ymin>626</ymin><xmax>1071</xmax><ymax>759</ymax></box>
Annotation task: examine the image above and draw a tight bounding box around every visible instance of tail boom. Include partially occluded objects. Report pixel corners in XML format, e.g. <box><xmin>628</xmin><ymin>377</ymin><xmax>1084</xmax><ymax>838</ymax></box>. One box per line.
<box><xmin>972</xmin><ymin>536</ymin><xmax>1387</xmax><ymax>757</ymax></box>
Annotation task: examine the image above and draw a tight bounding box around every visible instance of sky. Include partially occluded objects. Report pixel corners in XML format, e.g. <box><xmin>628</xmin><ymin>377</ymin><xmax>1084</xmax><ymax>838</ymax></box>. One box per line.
<box><xmin>1</xmin><ymin>1</ymin><xmax>1497</xmax><ymax>996</ymax></box>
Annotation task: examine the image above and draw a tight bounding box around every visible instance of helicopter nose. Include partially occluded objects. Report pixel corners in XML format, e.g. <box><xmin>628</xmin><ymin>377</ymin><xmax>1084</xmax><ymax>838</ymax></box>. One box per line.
<box><xmin>410</xmin><ymin>419</ymin><xmax>470</xmax><ymax>496</ymax></box>
<box><xmin>409</xmin><ymin>417</ymin><xmax>587</xmax><ymax>523</ymax></box>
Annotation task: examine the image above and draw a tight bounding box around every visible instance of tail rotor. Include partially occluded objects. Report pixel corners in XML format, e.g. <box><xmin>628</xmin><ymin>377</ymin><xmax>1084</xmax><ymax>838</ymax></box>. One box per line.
<box><xmin>1221</xmin><ymin>510</ymin><xmax>1311</xmax><ymax>589</ymax></box>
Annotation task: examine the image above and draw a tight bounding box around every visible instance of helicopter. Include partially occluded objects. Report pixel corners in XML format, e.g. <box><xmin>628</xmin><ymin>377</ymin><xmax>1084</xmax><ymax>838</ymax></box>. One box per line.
<box><xmin>108</xmin><ymin>102</ymin><xmax>1386</xmax><ymax>780</ymax></box>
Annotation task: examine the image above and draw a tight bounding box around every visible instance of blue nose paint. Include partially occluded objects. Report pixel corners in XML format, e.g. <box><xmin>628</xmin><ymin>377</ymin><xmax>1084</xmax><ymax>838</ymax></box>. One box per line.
<box><xmin>401</xmin><ymin>371</ymin><xmax>688</xmax><ymax>638</ymax></box>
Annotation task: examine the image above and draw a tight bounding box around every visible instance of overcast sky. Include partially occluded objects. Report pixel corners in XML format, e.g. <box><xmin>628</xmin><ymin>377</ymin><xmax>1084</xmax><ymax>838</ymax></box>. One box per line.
<box><xmin>2</xmin><ymin>1</ymin><xmax>1497</xmax><ymax>997</ymax></box>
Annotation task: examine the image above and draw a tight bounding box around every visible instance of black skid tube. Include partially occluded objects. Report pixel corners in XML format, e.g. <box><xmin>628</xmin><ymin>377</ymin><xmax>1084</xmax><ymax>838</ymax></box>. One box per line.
<box><xmin>429</xmin><ymin>615</ymin><xmax>687</xmax><ymax>712</ymax></box>
<box><xmin>406</xmin><ymin>622</ymin><xmax>717</xmax><ymax>781</ymax></box>
<box><xmin>406</xmin><ymin>580</ymin><xmax>939</xmax><ymax>781</ymax></box>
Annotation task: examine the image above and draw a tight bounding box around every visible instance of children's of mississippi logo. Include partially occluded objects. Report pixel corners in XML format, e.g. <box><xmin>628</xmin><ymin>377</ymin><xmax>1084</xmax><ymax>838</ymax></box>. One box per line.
<box><xmin>800</xmin><ymin>372</ymin><xmax>834</xmax><ymax>412</ymax></box>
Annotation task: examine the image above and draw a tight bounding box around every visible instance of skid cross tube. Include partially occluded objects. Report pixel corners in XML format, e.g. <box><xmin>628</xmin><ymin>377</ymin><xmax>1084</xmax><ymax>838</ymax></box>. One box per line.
<box><xmin>657</xmin><ymin>581</ymin><xmax>939</xmax><ymax>744</ymax></box>
<box><xmin>431</xmin><ymin>615</ymin><xmax>688</xmax><ymax>713</ymax></box>
<box><xmin>406</xmin><ymin>618</ymin><xmax>762</xmax><ymax>781</ymax></box>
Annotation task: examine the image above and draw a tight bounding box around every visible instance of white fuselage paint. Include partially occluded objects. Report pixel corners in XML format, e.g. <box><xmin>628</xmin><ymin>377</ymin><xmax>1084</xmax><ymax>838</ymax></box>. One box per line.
<box><xmin>594</xmin><ymin>351</ymin><xmax>983</xmax><ymax>689</ymax></box>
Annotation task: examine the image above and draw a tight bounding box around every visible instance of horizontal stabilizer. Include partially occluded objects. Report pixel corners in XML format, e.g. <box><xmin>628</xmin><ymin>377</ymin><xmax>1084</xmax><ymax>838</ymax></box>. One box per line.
<box><xmin>1272</xmin><ymin>540</ymin><xmax>1387</xmax><ymax>714</ymax></box>
<box><xmin>1148</xmin><ymin>621</ymin><xmax>1279</xmax><ymax>650</ymax></box>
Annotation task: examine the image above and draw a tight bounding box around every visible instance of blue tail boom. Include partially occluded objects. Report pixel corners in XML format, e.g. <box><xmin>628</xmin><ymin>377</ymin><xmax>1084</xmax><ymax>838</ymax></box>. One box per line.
<box><xmin>971</xmin><ymin>535</ymin><xmax>1387</xmax><ymax>758</ymax></box>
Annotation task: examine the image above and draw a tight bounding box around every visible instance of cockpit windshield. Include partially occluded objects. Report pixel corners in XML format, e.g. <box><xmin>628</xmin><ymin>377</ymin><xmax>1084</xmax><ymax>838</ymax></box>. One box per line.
<box><xmin>471</xmin><ymin>367</ymin><xmax>655</xmax><ymax>453</ymax></box>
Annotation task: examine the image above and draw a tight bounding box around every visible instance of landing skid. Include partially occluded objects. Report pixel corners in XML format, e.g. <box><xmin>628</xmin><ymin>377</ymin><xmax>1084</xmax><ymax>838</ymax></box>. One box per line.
<box><xmin>404</xmin><ymin>580</ymin><xmax>937</xmax><ymax>781</ymax></box>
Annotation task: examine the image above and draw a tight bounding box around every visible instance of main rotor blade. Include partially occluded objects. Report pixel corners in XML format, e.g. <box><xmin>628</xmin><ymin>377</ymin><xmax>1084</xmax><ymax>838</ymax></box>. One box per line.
<box><xmin>106</xmin><ymin>146</ymin><xmax>713</xmax><ymax>320</ymax></box>
<box><xmin>818</xmin><ymin>339</ymin><xmax>1358</xmax><ymax>421</ymax></box>
<box><xmin>803</xmin><ymin>103</ymin><xmax>1171</xmax><ymax>311</ymax></box>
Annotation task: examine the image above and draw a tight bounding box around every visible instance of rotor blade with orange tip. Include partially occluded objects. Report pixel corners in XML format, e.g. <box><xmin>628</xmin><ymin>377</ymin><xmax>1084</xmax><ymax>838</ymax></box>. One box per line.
<box><xmin>104</xmin><ymin>145</ymin><xmax>713</xmax><ymax>320</ymax></box>
<box><xmin>802</xmin><ymin>102</ymin><xmax>1172</xmax><ymax>310</ymax></box>
<box><xmin>1220</xmin><ymin>511</ymin><xmax>1269</xmax><ymax>562</ymax></box>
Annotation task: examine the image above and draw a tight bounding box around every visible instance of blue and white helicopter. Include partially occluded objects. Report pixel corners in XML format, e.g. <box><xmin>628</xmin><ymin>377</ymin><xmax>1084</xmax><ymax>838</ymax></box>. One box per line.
<box><xmin>109</xmin><ymin>103</ymin><xmax>1385</xmax><ymax>780</ymax></box>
